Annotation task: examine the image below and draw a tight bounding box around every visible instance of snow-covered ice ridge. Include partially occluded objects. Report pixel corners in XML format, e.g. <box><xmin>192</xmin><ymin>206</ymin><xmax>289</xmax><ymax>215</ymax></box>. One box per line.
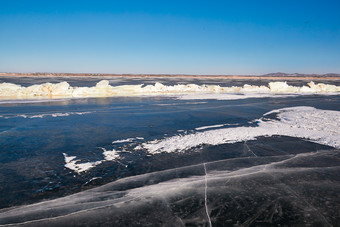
<box><xmin>1</xmin><ymin>80</ymin><xmax>340</xmax><ymax>99</ymax></box>
<box><xmin>139</xmin><ymin>106</ymin><xmax>340</xmax><ymax>154</ymax></box>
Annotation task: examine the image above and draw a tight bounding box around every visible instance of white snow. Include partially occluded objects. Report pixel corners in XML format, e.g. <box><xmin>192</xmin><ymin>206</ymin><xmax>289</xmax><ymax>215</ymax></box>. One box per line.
<box><xmin>112</xmin><ymin>137</ymin><xmax>144</xmax><ymax>144</ymax></box>
<box><xmin>139</xmin><ymin>106</ymin><xmax>340</xmax><ymax>154</ymax></box>
<box><xmin>63</xmin><ymin>153</ymin><xmax>102</xmax><ymax>173</ymax></box>
<box><xmin>63</xmin><ymin>137</ymin><xmax>143</xmax><ymax>173</ymax></box>
<box><xmin>195</xmin><ymin>124</ymin><xmax>238</xmax><ymax>131</ymax></box>
<box><xmin>1</xmin><ymin>80</ymin><xmax>340</xmax><ymax>100</ymax></box>
<box><xmin>63</xmin><ymin>107</ymin><xmax>340</xmax><ymax>172</ymax></box>
<box><xmin>63</xmin><ymin>147</ymin><xmax>121</xmax><ymax>173</ymax></box>
<box><xmin>102</xmin><ymin>148</ymin><xmax>120</xmax><ymax>161</ymax></box>
<box><xmin>0</xmin><ymin>111</ymin><xmax>92</xmax><ymax>119</ymax></box>
<box><xmin>112</xmin><ymin>138</ymin><xmax>135</xmax><ymax>144</ymax></box>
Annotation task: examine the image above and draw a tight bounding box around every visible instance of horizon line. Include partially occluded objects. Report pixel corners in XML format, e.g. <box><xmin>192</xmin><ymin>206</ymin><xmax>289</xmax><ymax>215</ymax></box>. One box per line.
<box><xmin>1</xmin><ymin>72</ymin><xmax>340</xmax><ymax>77</ymax></box>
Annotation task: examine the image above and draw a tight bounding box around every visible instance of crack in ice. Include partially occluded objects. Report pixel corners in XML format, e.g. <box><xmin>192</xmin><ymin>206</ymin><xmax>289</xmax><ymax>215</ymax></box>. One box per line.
<box><xmin>244</xmin><ymin>141</ymin><xmax>257</xmax><ymax>157</ymax></box>
<box><xmin>203</xmin><ymin>162</ymin><xmax>212</xmax><ymax>227</ymax></box>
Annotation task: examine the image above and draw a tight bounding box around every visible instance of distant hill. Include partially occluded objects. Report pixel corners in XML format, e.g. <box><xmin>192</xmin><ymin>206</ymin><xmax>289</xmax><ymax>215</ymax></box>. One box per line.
<box><xmin>262</xmin><ymin>72</ymin><xmax>340</xmax><ymax>78</ymax></box>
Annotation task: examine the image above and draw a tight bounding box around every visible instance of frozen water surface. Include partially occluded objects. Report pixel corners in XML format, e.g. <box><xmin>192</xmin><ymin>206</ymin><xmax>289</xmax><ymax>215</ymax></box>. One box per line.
<box><xmin>0</xmin><ymin>77</ymin><xmax>340</xmax><ymax>226</ymax></box>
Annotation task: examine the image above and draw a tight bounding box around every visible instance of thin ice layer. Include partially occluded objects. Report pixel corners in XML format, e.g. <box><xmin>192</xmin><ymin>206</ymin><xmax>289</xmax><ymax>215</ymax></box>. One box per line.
<box><xmin>139</xmin><ymin>106</ymin><xmax>340</xmax><ymax>153</ymax></box>
<box><xmin>1</xmin><ymin>80</ymin><xmax>340</xmax><ymax>99</ymax></box>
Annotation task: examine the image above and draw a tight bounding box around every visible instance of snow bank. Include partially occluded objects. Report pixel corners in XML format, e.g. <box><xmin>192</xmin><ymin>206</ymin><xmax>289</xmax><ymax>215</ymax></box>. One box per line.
<box><xmin>1</xmin><ymin>80</ymin><xmax>340</xmax><ymax>99</ymax></box>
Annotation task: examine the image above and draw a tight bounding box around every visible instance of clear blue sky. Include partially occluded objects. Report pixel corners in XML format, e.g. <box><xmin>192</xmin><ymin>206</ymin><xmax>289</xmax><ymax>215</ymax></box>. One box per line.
<box><xmin>1</xmin><ymin>0</ymin><xmax>339</xmax><ymax>75</ymax></box>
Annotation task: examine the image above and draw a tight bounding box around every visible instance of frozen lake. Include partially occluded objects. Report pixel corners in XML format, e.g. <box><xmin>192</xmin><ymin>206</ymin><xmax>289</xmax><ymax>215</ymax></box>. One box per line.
<box><xmin>1</xmin><ymin>77</ymin><xmax>340</xmax><ymax>226</ymax></box>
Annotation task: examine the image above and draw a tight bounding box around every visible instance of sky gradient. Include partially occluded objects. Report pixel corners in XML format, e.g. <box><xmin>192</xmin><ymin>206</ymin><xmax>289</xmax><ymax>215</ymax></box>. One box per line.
<box><xmin>1</xmin><ymin>0</ymin><xmax>340</xmax><ymax>75</ymax></box>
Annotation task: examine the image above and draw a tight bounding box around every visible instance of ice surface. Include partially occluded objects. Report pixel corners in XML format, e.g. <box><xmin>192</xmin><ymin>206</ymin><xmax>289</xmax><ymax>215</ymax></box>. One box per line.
<box><xmin>112</xmin><ymin>138</ymin><xmax>135</xmax><ymax>143</ymax></box>
<box><xmin>178</xmin><ymin>93</ymin><xmax>297</xmax><ymax>100</ymax></box>
<box><xmin>1</xmin><ymin>80</ymin><xmax>340</xmax><ymax>100</ymax></box>
<box><xmin>0</xmin><ymin>99</ymin><xmax>68</xmax><ymax>104</ymax></box>
<box><xmin>140</xmin><ymin>106</ymin><xmax>340</xmax><ymax>153</ymax></box>
<box><xmin>1</xmin><ymin>81</ymin><xmax>340</xmax><ymax>225</ymax></box>
<box><xmin>1</xmin><ymin>150</ymin><xmax>340</xmax><ymax>226</ymax></box>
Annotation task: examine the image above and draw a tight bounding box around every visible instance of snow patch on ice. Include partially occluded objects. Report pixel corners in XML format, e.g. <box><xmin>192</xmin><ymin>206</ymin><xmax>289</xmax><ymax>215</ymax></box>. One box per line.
<box><xmin>139</xmin><ymin>106</ymin><xmax>340</xmax><ymax>154</ymax></box>
<box><xmin>63</xmin><ymin>153</ymin><xmax>102</xmax><ymax>174</ymax></box>
<box><xmin>112</xmin><ymin>137</ymin><xmax>144</xmax><ymax>144</ymax></box>
<box><xmin>63</xmin><ymin>147</ymin><xmax>122</xmax><ymax>173</ymax></box>
<box><xmin>0</xmin><ymin>111</ymin><xmax>92</xmax><ymax>119</ymax></box>
<box><xmin>101</xmin><ymin>148</ymin><xmax>120</xmax><ymax>161</ymax></box>
<box><xmin>112</xmin><ymin>138</ymin><xmax>135</xmax><ymax>144</ymax></box>
<box><xmin>63</xmin><ymin>137</ymin><xmax>144</xmax><ymax>173</ymax></box>
<box><xmin>195</xmin><ymin>123</ymin><xmax>239</xmax><ymax>131</ymax></box>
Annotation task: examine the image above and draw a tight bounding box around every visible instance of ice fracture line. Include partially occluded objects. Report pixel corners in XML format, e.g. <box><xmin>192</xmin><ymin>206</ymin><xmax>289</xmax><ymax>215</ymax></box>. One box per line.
<box><xmin>203</xmin><ymin>162</ymin><xmax>212</xmax><ymax>227</ymax></box>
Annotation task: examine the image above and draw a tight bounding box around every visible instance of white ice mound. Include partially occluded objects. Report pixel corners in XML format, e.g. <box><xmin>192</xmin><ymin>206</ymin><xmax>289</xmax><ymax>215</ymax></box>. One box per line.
<box><xmin>139</xmin><ymin>106</ymin><xmax>340</xmax><ymax>154</ymax></box>
<box><xmin>1</xmin><ymin>80</ymin><xmax>340</xmax><ymax>99</ymax></box>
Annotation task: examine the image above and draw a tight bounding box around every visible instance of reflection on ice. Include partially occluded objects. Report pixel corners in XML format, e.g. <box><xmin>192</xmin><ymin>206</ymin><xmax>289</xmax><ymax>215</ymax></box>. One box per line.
<box><xmin>1</xmin><ymin>150</ymin><xmax>340</xmax><ymax>226</ymax></box>
<box><xmin>178</xmin><ymin>92</ymin><xmax>297</xmax><ymax>100</ymax></box>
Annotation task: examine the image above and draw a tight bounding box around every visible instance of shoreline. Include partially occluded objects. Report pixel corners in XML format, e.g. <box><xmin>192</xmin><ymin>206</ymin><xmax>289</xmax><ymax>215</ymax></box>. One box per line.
<box><xmin>1</xmin><ymin>73</ymin><xmax>340</xmax><ymax>81</ymax></box>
